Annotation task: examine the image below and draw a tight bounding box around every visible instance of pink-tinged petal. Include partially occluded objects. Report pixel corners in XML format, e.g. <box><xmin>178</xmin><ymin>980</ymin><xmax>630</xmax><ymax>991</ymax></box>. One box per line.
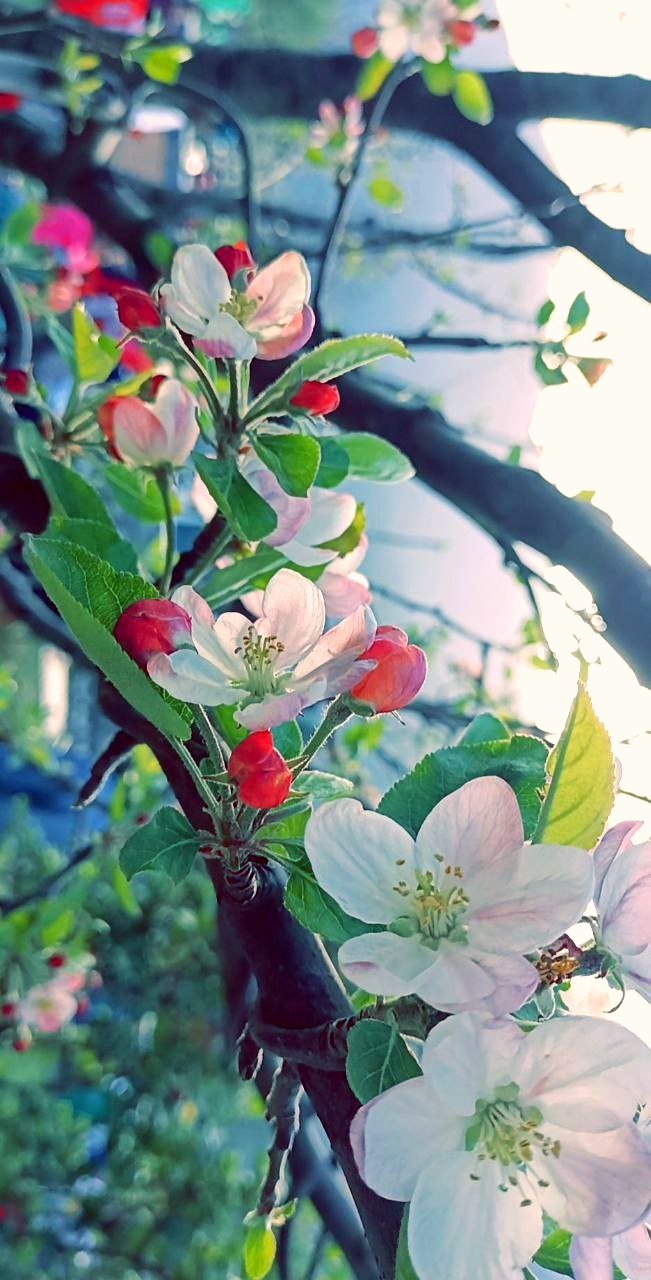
<box><xmin>415</xmin><ymin>776</ymin><xmax>524</xmax><ymax>876</ymax></box>
<box><xmin>244</xmin><ymin>463</ymin><xmax>310</xmax><ymax>545</ymax></box>
<box><xmin>245</xmin><ymin>251</ymin><xmax>311</xmax><ymax>331</ymax></box>
<box><xmin>351</xmin><ymin>1077</ymin><xmax>462</xmax><ymax>1199</ymax></box>
<box><xmin>330</xmin><ymin>534</ymin><xmax>369</xmax><ymax>577</ymax></box>
<box><xmin>32</xmin><ymin>204</ymin><xmax>93</xmax><ymax>252</ymax></box>
<box><xmin>536</xmin><ymin>1122</ymin><xmax>651</xmax><ymax>1236</ymax></box>
<box><xmin>413</xmin><ymin>29</ymin><xmax>446</xmax><ymax>61</ymax></box>
<box><xmin>171</xmin><ymin>584</ymin><xmax>216</xmax><ymax>630</ymax></box>
<box><xmin>112</xmin><ymin>397</ymin><xmax>168</xmax><ymax>466</ymax></box>
<box><xmin>236</xmin><ymin>690</ymin><xmax>305</xmax><ymax>730</ymax></box>
<box><xmin>624</xmin><ymin>946</ymin><xmax>651</xmax><ymax>1001</ymax></box>
<box><xmin>305</xmin><ymin>798</ymin><xmax>415</xmax><ymax>924</ymax></box>
<box><xmin>170</xmin><ymin>243</ymin><xmax>231</xmax><ymax>317</ymax></box>
<box><xmin>294</xmin><ymin>653</ymin><xmax>375</xmax><ymax>700</ymax></box>
<box><xmin>297</xmin><ymin>488</ymin><xmax>357</xmax><ymax>547</ymax></box>
<box><xmin>411</xmin><ymin>945</ymin><xmax>497</xmax><ymax>1011</ymax></box>
<box><xmin>255</xmin><ymin>305</ymin><xmax>315</xmax><ymax>360</ymax></box>
<box><xmin>147</xmin><ymin>650</ymin><xmax>238</xmax><ymax>706</ymax></box>
<box><xmin>378</xmin><ymin>24</ymin><xmax>410</xmax><ymax>61</ymax></box>
<box><xmin>599</xmin><ymin>842</ymin><xmax>651</xmax><ymax>954</ymax></box>
<box><xmin>338</xmin><ymin>931</ymin><xmax>441</xmax><ymax>997</ymax></box>
<box><xmin>594</xmin><ymin>820</ymin><xmax>643</xmax><ymax>899</ymax></box>
<box><xmin>570</xmin><ymin>1235</ymin><xmax>614</xmax><ymax>1280</ymax></box>
<box><xmin>151</xmin><ymin>378</ymin><xmax>198</xmax><ymax>465</ymax></box>
<box><xmin>516</xmin><ymin>1017</ymin><xmax>651</xmax><ymax>1131</ymax></box>
<box><xmin>320</xmin><ymin>569</ymin><xmax>371</xmax><ymax>620</ymax></box>
<box><xmin>614</xmin><ymin>1223</ymin><xmax>651</xmax><ymax>1278</ymax></box>
<box><xmin>421</xmin><ymin>1012</ymin><xmax>526</xmax><ymax>1115</ymax></box>
<box><xmin>409</xmin><ymin>1153</ymin><xmax>542</xmax><ymax>1280</ymax></box>
<box><xmin>439</xmin><ymin>951</ymin><xmax>539</xmax><ymax>1018</ymax></box>
<box><xmin>196</xmin><ymin>313</ymin><xmax>256</xmax><ymax>360</ymax></box>
<box><xmin>468</xmin><ymin>842</ymin><xmax>593</xmax><ymax>954</ymax></box>
<box><xmin>258</xmin><ymin>568</ymin><xmax>325</xmax><ymax>668</ymax></box>
<box><xmin>294</xmin><ymin>604</ymin><xmax>376</xmax><ymax>682</ymax></box>
<box><xmin>191</xmin><ymin>474</ymin><xmax>217</xmax><ymax>521</ymax></box>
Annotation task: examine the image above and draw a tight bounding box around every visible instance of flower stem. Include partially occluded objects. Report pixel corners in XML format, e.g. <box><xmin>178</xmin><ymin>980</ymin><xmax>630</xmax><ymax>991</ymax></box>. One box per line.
<box><xmin>227</xmin><ymin>360</ymin><xmax>241</xmax><ymax>433</ymax></box>
<box><xmin>173</xmin><ymin>331</ymin><xmax>226</xmax><ymax>431</ymax></box>
<box><xmin>156</xmin><ymin>467</ymin><xmax>176</xmax><ymax>596</ymax></box>
<box><xmin>290</xmin><ymin>696</ymin><xmax>353</xmax><ymax>779</ymax></box>
<box><xmin>171</xmin><ymin>737</ymin><xmax>223</xmax><ymax>831</ymax></box>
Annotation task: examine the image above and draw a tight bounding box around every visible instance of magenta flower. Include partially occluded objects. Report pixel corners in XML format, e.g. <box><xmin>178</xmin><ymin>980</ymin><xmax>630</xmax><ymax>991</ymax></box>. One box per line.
<box><xmin>32</xmin><ymin>204</ymin><xmax>98</xmax><ymax>274</ymax></box>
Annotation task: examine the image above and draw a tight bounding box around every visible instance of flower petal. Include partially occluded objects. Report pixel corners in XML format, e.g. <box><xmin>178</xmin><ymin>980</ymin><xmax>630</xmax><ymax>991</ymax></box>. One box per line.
<box><xmin>614</xmin><ymin>1222</ymin><xmax>651</xmax><ymax>1278</ymax></box>
<box><xmin>598</xmin><ymin>841</ymin><xmax>651</xmax><ymax>955</ymax></box>
<box><xmin>594</xmin><ymin>820</ymin><xmax>642</xmax><ymax>899</ymax></box>
<box><xmin>338</xmin><ymin>931</ymin><xmax>441</xmax><ymax>997</ymax></box>
<box><xmin>415</xmin><ymin>776</ymin><xmax>524</xmax><ymax>875</ymax></box>
<box><xmin>408</xmin><ymin>1152</ymin><xmax>542</xmax><ymax>1280</ymax></box>
<box><xmin>255</xmin><ymin>305</ymin><xmax>315</xmax><ymax>360</ymax></box>
<box><xmin>170</xmin><ymin>243</ymin><xmax>231</xmax><ymax>318</ymax></box>
<box><xmin>197</xmin><ymin>313</ymin><xmax>257</xmax><ymax>360</ymax></box>
<box><xmin>244</xmin><ymin>461</ymin><xmax>310</xmax><ymax>545</ymax></box>
<box><xmin>468</xmin><ymin>842</ymin><xmax>593</xmax><ymax>953</ymax></box>
<box><xmin>151</xmin><ymin>378</ymin><xmax>198</xmax><ymax>465</ymax></box>
<box><xmin>421</xmin><ymin>1012</ymin><xmax>525</xmax><ymax>1116</ymax></box>
<box><xmin>437</xmin><ymin>951</ymin><xmax>539</xmax><ymax>1018</ymax></box>
<box><xmin>258</xmin><ymin>568</ymin><xmax>325</xmax><ymax>669</ymax></box>
<box><xmin>351</xmin><ymin>1077</ymin><xmax>463</xmax><ymax>1200</ymax></box>
<box><xmin>147</xmin><ymin>650</ymin><xmax>238</xmax><ymax>705</ymax></box>
<box><xmin>516</xmin><ymin>1016</ymin><xmax>651</xmax><ymax>1131</ymax></box>
<box><xmin>536</xmin><ymin>1122</ymin><xmax>651</xmax><ymax>1236</ymax></box>
<box><xmin>410</xmin><ymin>945</ymin><xmax>498</xmax><ymax>1012</ymax></box>
<box><xmin>112</xmin><ymin>398</ymin><xmax>168</xmax><ymax>466</ymax></box>
<box><xmin>294</xmin><ymin>605</ymin><xmax>376</xmax><ymax>683</ymax></box>
<box><xmin>246</xmin><ymin>251</ymin><xmax>311</xmax><ymax>331</ymax></box>
<box><xmin>304</xmin><ymin>798</ymin><xmax>415</xmax><ymax>924</ymax></box>
<box><xmin>320</xmin><ymin>568</ymin><xmax>372</xmax><ymax>620</ymax></box>
<box><xmin>297</xmin><ymin>488</ymin><xmax>357</xmax><ymax>548</ymax></box>
<box><xmin>569</xmin><ymin>1235</ymin><xmax>614</xmax><ymax>1280</ymax></box>
<box><xmin>236</xmin><ymin>690</ymin><xmax>305</xmax><ymax>730</ymax></box>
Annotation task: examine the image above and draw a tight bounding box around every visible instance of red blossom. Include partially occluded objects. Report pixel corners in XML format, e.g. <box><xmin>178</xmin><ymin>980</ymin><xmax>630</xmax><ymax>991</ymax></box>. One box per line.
<box><xmin>116</xmin><ymin>286</ymin><xmax>162</xmax><ymax>332</ymax></box>
<box><xmin>446</xmin><ymin>18</ymin><xmax>476</xmax><ymax>45</ymax></box>
<box><xmin>0</xmin><ymin>92</ymin><xmax>21</xmax><ymax>111</ymax></box>
<box><xmin>113</xmin><ymin>598</ymin><xmax>193</xmax><ymax>671</ymax></box>
<box><xmin>2</xmin><ymin>369</ymin><xmax>29</xmax><ymax>396</ymax></box>
<box><xmin>351</xmin><ymin>26</ymin><xmax>378</xmax><ymax>58</ymax></box>
<box><xmin>289</xmin><ymin>380</ymin><xmax>340</xmax><ymax>415</ymax></box>
<box><xmin>351</xmin><ymin>625</ymin><xmax>427</xmax><ymax>712</ymax></box>
<box><xmin>52</xmin><ymin>0</ymin><xmax>147</xmax><ymax>29</ymax></box>
<box><xmin>214</xmin><ymin>240</ymin><xmax>256</xmax><ymax>280</ymax></box>
<box><xmin>47</xmin><ymin>953</ymin><xmax>66</xmax><ymax>969</ymax></box>
<box><xmin>227</xmin><ymin>731</ymin><xmax>292</xmax><ymax>809</ymax></box>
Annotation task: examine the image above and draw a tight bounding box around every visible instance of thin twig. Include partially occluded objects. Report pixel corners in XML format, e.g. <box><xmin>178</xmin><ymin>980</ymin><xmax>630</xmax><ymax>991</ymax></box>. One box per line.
<box><xmin>0</xmin><ymin>843</ymin><xmax>94</xmax><ymax>914</ymax></box>
<box><xmin>371</xmin><ymin>582</ymin><xmax>518</xmax><ymax>653</ymax></box>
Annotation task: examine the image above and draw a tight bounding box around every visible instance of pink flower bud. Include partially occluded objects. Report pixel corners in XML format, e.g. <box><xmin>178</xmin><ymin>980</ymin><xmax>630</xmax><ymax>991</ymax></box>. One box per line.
<box><xmin>351</xmin><ymin>625</ymin><xmax>427</xmax><ymax>712</ymax></box>
<box><xmin>113</xmin><ymin>598</ymin><xmax>192</xmax><ymax>671</ymax></box>
<box><xmin>97</xmin><ymin>378</ymin><xmax>199</xmax><ymax>468</ymax></box>
<box><xmin>116</xmin><ymin>286</ymin><xmax>162</xmax><ymax>332</ymax></box>
<box><xmin>351</xmin><ymin>26</ymin><xmax>378</xmax><ymax>58</ymax></box>
<box><xmin>446</xmin><ymin>18</ymin><xmax>476</xmax><ymax>45</ymax></box>
<box><xmin>290</xmin><ymin>380</ymin><xmax>340</xmax><ymax>415</ymax></box>
<box><xmin>214</xmin><ymin>241</ymin><xmax>256</xmax><ymax>280</ymax></box>
<box><xmin>227</xmin><ymin>731</ymin><xmax>292</xmax><ymax>809</ymax></box>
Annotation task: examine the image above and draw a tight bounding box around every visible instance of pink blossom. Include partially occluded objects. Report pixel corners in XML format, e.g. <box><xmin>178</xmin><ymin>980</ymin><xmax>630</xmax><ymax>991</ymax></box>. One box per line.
<box><xmin>100</xmin><ymin>379</ymin><xmax>199</xmax><ymax>468</ymax></box>
<box><xmin>310</xmin><ymin>97</ymin><xmax>364</xmax><ymax>165</ymax></box>
<box><xmin>19</xmin><ymin>976</ymin><xmax>79</xmax><ymax>1032</ymax></box>
<box><xmin>591</xmin><ymin>820</ymin><xmax>651</xmax><ymax>1004</ymax></box>
<box><xmin>571</xmin><ymin>1221</ymin><xmax>651</xmax><ymax>1280</ymax></box>
<box><xmin>32</xmin><ymin>204</ymin><xmax>98</xmax><ymax>274</ymax></box>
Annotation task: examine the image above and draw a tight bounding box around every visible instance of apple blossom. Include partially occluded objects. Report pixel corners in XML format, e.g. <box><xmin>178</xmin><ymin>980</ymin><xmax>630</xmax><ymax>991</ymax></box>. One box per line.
<box><xmin>148</xmin><ymin>568</ymin><xmax>376</xmax><ymax>729</ymax></box>
<box><xmin>242</xmin><ymin>454</ymin><xmax>357</xmax><ymax>567</ymax></box>
<box><xmin>375</xmin><ymin>0</ymin><xmax>466</xmax><ymax>63</ymax></box>
<box><xmin>114</xmin><ymin>598</ymin><xmax>193</xmax><ymax>671</ymax></box>
<box><xmin>315</xmin><ymin>536</ymin><xmax>372</xmax><ymax>619</ymax></box>
<box><xmin>32</xmin><ymin>203</ymin><xmax>97</xmax><ymax>274</ymax></box>
<box><xmin>309</xmin><ymin>98</ymin><xmax>364</xmax><ymax>165</ymax></box>
<box><xmin>19</xmin><ymin>976</ymin><xmax>79</xmax><ymax>1033</ymax></box>
<box><xmin>53</xmin><ymin>0</ymin><xmax>147</xmax><ymax>29</ymax></box>
<box><xmin>350</xmin><ymin>624</ymin><xmax>427</xmax><ymax>711</ymax></box>
<box><xmin>571</xmin><ymin>1218</ymin><xmax>651</xmax><ymax>1280</ymax></box>
<box><xmin>290</xmin><ymin>380</ymin><xmax>341</xmax><ymax>415</ymax></box>
<box><xmin>228</xmin><ymin>731</ymin><xmax>292</xmax><ymax>808</ymax></box>
<box><xmin>215</xmin><ymin>240</ymin><xmax>256</xmax><ymax>280</ymax></box>
<box><xmin>350</xmin><ymin>1012</ymin><xmax>651</xmax><ymax>1280</ymax></box>
<box><xmin>98</xmin><ymin>378</ymin><xmax>198</xmax><ymax>468</ymax></box>
<box><xmin>588</xmin><ymin>819</ymin><xmax>651</xmax><ymax>1004</ymax></box>
<box><xmin>160</xmin><ymin>243</ymin><xmax>314</xmax><ymax>361</ymax></box>
<box><xmin>304</xmin><ymin>777</ymin><xmax>594</xmax><ymax>1014</ymax></box>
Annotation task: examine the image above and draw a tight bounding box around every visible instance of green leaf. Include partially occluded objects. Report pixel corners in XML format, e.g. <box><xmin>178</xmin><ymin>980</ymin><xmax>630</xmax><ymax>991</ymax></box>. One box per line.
<box><xmin>144</xmin><ymin>229</ymin><xmax>174</xmax><ymax>271</ymax></box>
<box><xmin>335</xmin><ymin>432</ymin><xmax>414</xmax><ymax>483</ymax></box>
<box><xmin>104</xmin><ymin>463</ymin><xmax>166</xmax><ymax>523</ymax></box>
<box><xmin>345</xmin><ymin>1020</ymin><xmax>421</xmax><ymax>1104</ymax></box>
<box><xmin>367</xmin><ymin>177</ymin><xmax>403</xmax><ymax>209</ymax></box>
<box><xmin>243</xmin><ymin>1219</ymin><xmax>277</xmax><ymax>1280</ymax></box>
<box><xmin>41</xmin><ymin>908</ymin><xmax>74</xmax><ymax>946</ymax></box>
<box><xmin>120</xmin><ymin>806</ymin><xmax>198</xmax><ymax>883</ymax></box>
<box><xmin>452</xmin><ymin>71</ymin><xmax>494</xmax><ymax>125</ymax></box>
<box><xmin>536</xmin><ymin>298</ymin><xmax>555</xmax><ymax>327</ymax></box>
<box><xmin>2</xmin><ymin>199</ymin><xmax>41</xmax><ymax>247</ymax></box>
<box><xmin>314</xmin><ymin>438</ymin><xmax>350</xmax><ymax>488</ymax></box>
<box><xmin>272</xmin><ymin>719</ymin><xmax>302</xmax><ymax>758</ymax></box>
<box><xmin>395</xmin><ymin>1209</ymin><xmax>418</xmax><ymax>1280</ymax></box>
<box><xmin>72</xmin><ymin>304</ymin><xmax>120</xmax><ymax>384</ymax></box>
<box><xmin>355</xmin><ymin>50</ymin><xmax>392</xmax><ymax>101</ymax></box>
<box><xmin>292</xmin><ymin>771</ymin><xmax>355</xmax><ymax>801</ymax></box>
<box><xmin>0</xmin><ymin>1044</ymin><xmax>57</xmax><ymax>1083</ymax></box>
<box><xmin>136</xmin><ymin>43</ymin><xmax>192</xmax><ymax>84</ymax></box>
<box><xmin>253</xmin><ymin>433</ymin><xmax>321</xmax><ymax>497</ymax></box>
<box><xmin>535</xmin><ymin>349</ymin><xmax>568</xmax><ymax>386</ymax></box>
<box><xmin>460</xmin><ymin>713</ymin><xmax>511</xmax><ymax>745</ymax></box>
<box><xmin>320</xmin><ymin>502</ymin><xmax>365</xmax><ymax>556</ymax></box>
<box><xmin>420</xmin><ymin>56</ymin><xmax>455</xmax><ymax>96</ymax></box>
<box><xmin>23</xmin><ymin>536</ymin><xmax>191</xmax><ymax>741</ymax></box>
<box><xmin>202</xmin><ymin>547</ymin><xmax>287</xmax><ymax>609</ymax></box>
<box><xmin>534</xmin><ymin>683</ymin><xmax>614</xmax><ymax>848</ymax></box>
<box><xmin>245</xmin><ymin>335</ymin><xmax>411</xmax><ymax>426</ymax></box>
<box><xmin>567</xmin><ymin>290</ymin><xmax>590</xmax><ymax>334</ymax></box>
<box><xmin>47</xmin><ymin>516</ymin><xmax>138</xmax><ymax>573</ymax></box>
<box><xmin>34</xmin><ymin>455</ymin><xmax>114</xmax><ymax>527</ymax></box>
<box><xmin>379</xmin><ymin>734</ymin><xmax>549</xmax><ymax>839</ymax></box>
<box><xmin>194</xmin><ymin>454</ymin><xmax>277</xmax><ymax>541</ymax></box>
<box><xmin>284</xmin><ymin>859</ymin><xmax>372</xmax><ymax>943</ymax></box>
<box><xmin>532</xmin><ymin>1228</ymin><xmax>573</xmax><ymax>1276</ymax></box>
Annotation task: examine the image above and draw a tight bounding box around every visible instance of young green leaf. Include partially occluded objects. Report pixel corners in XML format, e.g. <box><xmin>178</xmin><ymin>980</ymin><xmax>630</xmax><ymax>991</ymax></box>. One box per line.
<box><xmin>319</xmin><ymin>502</ymin><xmax>365</xmax><ymax>556</ymax></box>
<box><xmin>201</xmin><ymin>547</ymin><xmax>287</xmax><ymax>610</ymax></box>
<box><xmin>460</xmin><ymin>713</ymin><xmax>511</xmax><ymax>746</ymax></box>
<box><xmin>367</xmin><ymin>176</ymin><xmax>403</xmax><ymax>209</ymax></box>
<box><xmin>283</xmin><ymin>860</ymin><xmax>372</xmax><ymax>943</ymax></box>
<box><xmin>292</xmin><ymin>771</ymin><xmax>354</xmax><ymax>801</ymax></box>
<box><xmin>194</xmin><ymin>454</ymin><xmax>277</xmax><ymax>541</ymax></box>
<box><xmin>532</xmin><ymin>1228</ymin><xmax>573</xmax><ymax>1276</ymax></box>
<box><xmin>355</xmin><ymin>50</ymin><xmax>392</xmax><ymax>101</ymax></box>
<box><xmin>104</xmin><ymin>463</ymin><xmax>167</xmax><ymax>523</ymax></box>
<box><xmin>534</xmin><ymin>683</ymin><xmax>615</xmax><ymax>848</ymax></box>
<box><xmin>34</xmin><ymin>454</ymin><xmax>114</xmax><ymax>527</ymax></box>
<box><xmin>314</xmin><ymin>437</ymin><xmax>350</xmax><ymax>488</ymax></box>
<box><xmin>243</xmin><ymin>1219</ymin><xmax>277</xmax><ymax>1280</ymax></box>
<box><xmin>566</xmin><ymin>290</ymin><xmax>590</xmax><ymax>334</ymax></box>
<box><xmin>452</xmin><ymin>71</ymin><xmax>494</xmax><ymax>125</ymax></box>
<box><xmin>272</xmin><ymin>719</ymin><xmax>303</xmax><ymax>759</ymax></box>
<box><xmin>252</xmin><ymin>433</ymin><xmax>321</xmax><ymax>497</ymax></box>
<box><xmin>245</xmin><ymin>335</ymin><xmax>411</xmax><ymax>425</ymax></box>
<box><xmin>72</xmin><ymin>304</ymin><xmax>120</xmax><ymax>384</ymax></box>
<box><xmin>120</xmin><ymin>806</ymin><xmax>198</xmax><ymax>882</ymax></box>
<box><xmin>135</xmin><ymin>43</ymin><xmax>192</xmax><ymax>84</ymax></box>
<box><xmin>536</xmin><ymin>298</ymin><xmax>555</xmax><ymax>328</ymax></box>
<box><xmin>345</xmin><ymin>1019</ymin><xmax>421</xmax><ymax>1104</ymax></box>
<box><xmin>47</xmin><ymin>516</ymin><xmax>138</xmax><ymax>574</ymax></box>
<box><xmin>335</xmin><ymin>432</ymin><xmax>414</xmax><ymax>483</ymax></box>
<box><xmin>420</xmin><ymin>56</ymin><xmax>455</xmax><ymax>96</ymax></box>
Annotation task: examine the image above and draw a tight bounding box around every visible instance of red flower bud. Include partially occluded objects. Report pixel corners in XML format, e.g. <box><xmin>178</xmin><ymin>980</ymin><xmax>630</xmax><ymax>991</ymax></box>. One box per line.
<box><xmin>446</xmin><ymin>18</ymin><xmax>476</xmax><ymax>45</ymax></box>
<box><xmin>290</xmin><ymin>380</ymin><xmax>340</xmax><ymax>415</ymax></box>
<box><xmin>12</xmin><ymin>1038</ymin><xmax>29</xmax><ymax>1052</ymax></box>
<box><xmin>113</xmin><ymin>597</ymin><xmax>193</xmax><ymax>671</ymax></box>
<box><xmin>227</xmin><ymin>731</ymin><xmax>292</xmax><ymax>809</ymax></box>
<box><xmin>351</xmin><ymin>625</ymin><xmax>427</xmax><ymax>712</ymax></box>
<box><xmin>116</xmin><ymin>286</ymin><xmax>161</xmax><ymax>332</ymax></box>
<box><xmin>3</xmin><ymin>368</ymin><xmax>29</xmax><ymax>396</ymax></box>
<box><xmin>214</xmin><ymin>241</ymin><xmax>256</xmax><ymax>280</ymax></box>
<box><xmin>119</xmin><ymin>337</ymin><xmax>154</xmax><ymax>373</ymax></box>
<box><xmin>1</xmin><ymin>1002</ymin><xmax>15</xmax><ymax>1018</ymax></box>
<box><xmin>0</xmin><ymin>92</ymin><xmax>21</xmax><ymax>112</ymax></box>
<box><xmin>351</xmin><ymin>26</ymin><xmax>378</xmax><ymax>58</ymax></box>
<box><xmin>47</xmin><ymin>953</ymin><xmax>66</xmax><ymax>969</ymax></box>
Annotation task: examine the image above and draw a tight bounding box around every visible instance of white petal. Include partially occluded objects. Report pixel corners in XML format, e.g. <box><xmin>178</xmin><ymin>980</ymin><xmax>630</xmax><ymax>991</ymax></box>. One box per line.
<box><xmin>152</xmin><ymin>378</ymin><xmax>198</xmax><ymax>464</ymax></box>
<box><xmin>304</xmin><ymin>798</ymin><xmax>415</xmax><ymax>924</ymax></box>
<box><xmin>594</xmin><ymin>820</ymin><xmax>642</xmax><ymax>900</ymax></box>
<box><xmin>516</xmin><ymin>1016</ymin><xmax>651</xmax><ymax>1131</ymax></box>
<box><xmin>598</xmin><ymin>842</ymin><xmax>651</xmax><ymax>955</ymax></box>
<box><xmin>170</xmin><ymin>243</ymin><xmax>230</xmax><ymax>317</ymax></box>
<box><xmin>279</xmin><ymin>537</ymin><xmax>337</xmax><ymax>568</ymax></box>
<box><xmin>338</xmin><ymin>931</ymin><xmax>440</xmax><ymax>997</ymax></box>
<box><xmin>415</xmin><ymin>777</ymin><xmax>524</xmax><ymax>876</ymax></box>
<box><xmin>569</xmin><ymin>1235</ymin><xmax>614</xmax><ymax>1280</ymax></box>
<box><xmin>411</xmin><ymin>945</ymin><xmax>496</xmax><ymax>1011</ymax></box>
<box><xmin>197</xmin><ymin>313</ymin><xmax>257</xmax><ymax>361</ymax></box>
<box><xmin>437</xmin><ymin>951</ymin><xmax>539</xmax><ymax>1017</ymax></box>
<box><xmin>409</xmin><ymin>1153</ymin><xmax>542</xmax><ymax>1280</ymax></box>
<box><xmin>536</xmin><ymin>1122</ymin><xmax>651</xmax><ymax>1236</ymax></box>
<box><xmin>236</xmin><ymin>690</ymin><xmax>305</xmax><ymax>730</ymax></box>
<box><xmin>147</xmin><ymin>650</ymin><xmax>238</xmax><ymax>706</ymax></box>
<box><xmin>159</xmin><ymin>284</ymin><xmax>206</xmax><ymax>336</ymax></box>
<box><xmin>351</xmin><ymin>1077</ymin><xmax>463</xmax><ymax>1201</ymax></box>
<box><xmin>297</xmin><ymin>488</ymin><xmax>357</xmax><ymax>547</ymax></box>
<box><xmin>614</xmin><ymin>1223</ymin><xmax>651</xmax><ymax>1279</ymax></box>
<box><xmin>421</xmin><ymin>1012</ymin><xmax>526</xmax><ymax>1116</ymax></box>
<box><xmin>258</xmin><ymin>568</ymin><xmax>325</xmax><ymax>669</ymax></box>
<box><xmin>468</xmin><ymin>843</ymin><xmax>593</xmax><ymax>953</ymax></box>
<box><xmin>207</xmin><ymin>612</ymin><xmax>251</xmax><ymax>677</ymax></box>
